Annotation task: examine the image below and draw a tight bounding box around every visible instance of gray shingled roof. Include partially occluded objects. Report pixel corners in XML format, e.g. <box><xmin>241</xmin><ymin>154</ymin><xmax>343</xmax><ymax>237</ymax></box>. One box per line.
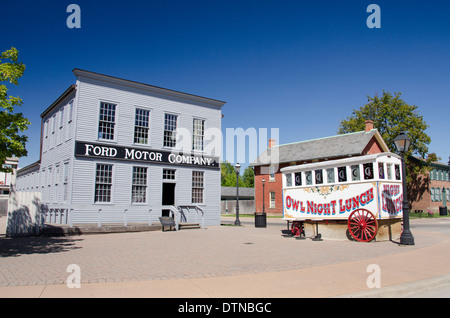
<box><xmin>250</xmin><ymin>129</ymin><xmax>389</xmax><ymax>167</ymax></box>
<box><xmin>221</xmin><ymin>187</ymin><xmax>255</xmax><ymax>199</ymax></box>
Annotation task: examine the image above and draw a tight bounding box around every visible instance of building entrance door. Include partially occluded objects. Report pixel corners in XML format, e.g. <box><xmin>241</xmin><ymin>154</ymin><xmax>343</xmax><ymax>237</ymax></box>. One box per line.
<box><xmin>162</xmin><ymin>183</ymin><xmax>176</xmax><ymax>217</ymax></box>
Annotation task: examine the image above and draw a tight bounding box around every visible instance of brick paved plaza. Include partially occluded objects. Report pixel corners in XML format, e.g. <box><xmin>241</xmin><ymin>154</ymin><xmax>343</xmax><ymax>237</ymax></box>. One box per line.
<box><xmin>0</xmin><ymin>217</ymin><xmax>441</xmax><ymax>288</ymax></box>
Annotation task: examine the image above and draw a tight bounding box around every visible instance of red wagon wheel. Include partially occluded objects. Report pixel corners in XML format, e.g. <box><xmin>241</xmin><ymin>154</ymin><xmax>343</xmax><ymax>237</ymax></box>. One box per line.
<box><xmin>348</xmin><ymin>209</ymin><xmax>378</xmax><ymax>242</ymax></box>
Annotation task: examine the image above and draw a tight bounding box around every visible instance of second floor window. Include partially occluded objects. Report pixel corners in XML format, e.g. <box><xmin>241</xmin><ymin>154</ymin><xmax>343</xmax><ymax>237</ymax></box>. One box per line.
<box><xmin>134</xmin><ymin>108</ymin><xmax>150</xmax><ymax>144</ymax></box>
<box><xmin>98</xmin><ymin>102</ymin><xmax>117</xmax><ymax>140</ymax></box>
<box><xmin>193</xmin><ymin>118</ymin><xmax>205</xmax><ymax>151</ymax></box>
<box><xmin>164</xmin><ymin>113</ymin><xmax>178</xmax><ymax>148</ymax></box>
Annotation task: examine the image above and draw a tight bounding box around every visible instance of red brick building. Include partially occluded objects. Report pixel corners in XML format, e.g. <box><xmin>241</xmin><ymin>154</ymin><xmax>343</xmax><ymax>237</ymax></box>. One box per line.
<box><xmin>250</xmin><ymin>121</ymin><xmax>389</xmax><ymax>214</ymax></box>
<box><xmin>409</xmin><ymin>156</ymin><xmax>450</xmax><ymax>214</ymax></box>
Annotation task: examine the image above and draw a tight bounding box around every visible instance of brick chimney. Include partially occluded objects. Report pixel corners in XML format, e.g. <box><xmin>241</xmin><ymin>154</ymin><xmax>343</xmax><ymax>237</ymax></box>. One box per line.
<box><xmin>365</xmin><ymin>120</ymin><xmax>374</xmax><ymax>132</ymax></box>
<box><xmin>268</xmin><ymin>139</ymin><xmax>276</xmax><ymax>148</ymax></box>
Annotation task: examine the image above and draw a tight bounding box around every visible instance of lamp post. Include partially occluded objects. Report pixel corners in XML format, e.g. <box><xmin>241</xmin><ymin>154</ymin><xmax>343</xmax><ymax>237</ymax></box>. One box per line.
<box><xmin>235</xmin><ymin>163</ymin><xmax>241</xmax><ymax>226</ymax></box>
<box><xmin>262</xmin><ymin>178</ymin><xmax>266</xmax><ymax>214</ymax></box>
<box><xmin>393</xmin><ymin>131</ymin><xmax>415</xmax><ymax>245</ymax></box>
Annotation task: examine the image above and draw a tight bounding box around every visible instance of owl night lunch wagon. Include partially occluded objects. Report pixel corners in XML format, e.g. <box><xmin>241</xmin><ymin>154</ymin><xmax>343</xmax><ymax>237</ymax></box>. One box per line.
<box><xmin>15</xmin><ymin>69</ymin><xmax>225</xmax><ymax>229</ymax></box>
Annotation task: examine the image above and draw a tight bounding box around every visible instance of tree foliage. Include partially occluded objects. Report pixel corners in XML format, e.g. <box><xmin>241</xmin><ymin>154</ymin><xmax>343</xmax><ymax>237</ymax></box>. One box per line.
<box><xmin>338</xmin><ymin>91</ymin><xmax>437</xmax><ymax>203</ymax></box>
<box><xmin>338</xmin><ymin>91</ymin><xmax>431</xmax><ymax>160</ymax></box>
<box><xmin>0</xmin><ymin>47</ymin><xmax>29</xmax><ymax>172</ymax></box>
<box><xmin>221</xmin><ymin>161</ymin><xmax>254</xmax><ymax>188</ymax></box>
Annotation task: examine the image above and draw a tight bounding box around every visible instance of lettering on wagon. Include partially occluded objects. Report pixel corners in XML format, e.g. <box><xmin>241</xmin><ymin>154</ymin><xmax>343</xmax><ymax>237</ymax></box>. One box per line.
<box><xmin>285</xmin><ymin>188</ymin><xmax>375</xmax><ymax>216</ymax></box>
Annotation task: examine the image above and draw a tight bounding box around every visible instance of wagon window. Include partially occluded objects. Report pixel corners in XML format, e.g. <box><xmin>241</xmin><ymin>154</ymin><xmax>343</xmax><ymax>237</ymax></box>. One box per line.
<box><xmin>378</xmin><ymin>163</ymin><xmax>385</xmax><ymax>179</ymax></box>
<box><xmin>351</xmin><ymin>165</ymin><xmax>360</xmax><ymax>181</ymax></box>
<box><xmin>315</xmin><ymin>170</ymin><xmax>323</xmax><ymax>184</ymax></box>
<box><xmin>387</xmin><ymin>164</ymin><xmax>393</xmax><ymax>180</ymax></box>
<box><xmin>294</xmin><ymin>172</ymin><xmax>302</xmax><ymax>186</ymax></box>
<box><xmin>305</xmin><ymin>171</ymin><xmax>312</xmax><ymax>185</ymax></box>
<box><xmin>395</xmin><ymin>164</ymin><xmax>401</xmax><ymax>180</ymax></box>
<box><xmin>286</xmin><ymin>173</ymin><xmax>292</xmax><ymax>187</ymax></box>
<box><xmin>363</xmin><ymin>163</ymin><xmax>374</xmax><ymax>180</ymax></box>
<box><xmin>327</xmin><ymin>168</ymin><xmax>335</xmax><ymax>184</ymax></box>
<box><xmin>338</xmin><ymin>167</ymin><xmax>347</xmax><ymax>182</ymax></box>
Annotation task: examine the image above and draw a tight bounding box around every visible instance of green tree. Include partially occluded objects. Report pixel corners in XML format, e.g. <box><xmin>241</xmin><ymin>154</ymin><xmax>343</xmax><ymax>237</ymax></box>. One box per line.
<box><xmin>338</xmin><ymin>91</ymin><xmax>435</xmax><ymax>204</ymax></box>
<box><xmin>0</xmin><ymin>47</ymin><xmax>29</xmax><ymax>172</ymax></box>
<box><xmin>220</xmin><ymin>161</ymin><xmax>253</xmax><ymax>188</ymax></box>
<box><xmin>338</xmin><ymin>91</ymin><xmax>431</xmax><ymax>160</ymax></box>
<box><xmin>242</xmin><ymin>166</ymin><xmax>254</xmax><ymax>188</ymax></box>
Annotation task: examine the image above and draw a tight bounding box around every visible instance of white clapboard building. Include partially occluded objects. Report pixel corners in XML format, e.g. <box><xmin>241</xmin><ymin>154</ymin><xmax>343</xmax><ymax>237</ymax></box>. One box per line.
<box><xmin>16</xmin><ymin>69</ymin><xmax>225</xmax><ymax>228</ymax></box>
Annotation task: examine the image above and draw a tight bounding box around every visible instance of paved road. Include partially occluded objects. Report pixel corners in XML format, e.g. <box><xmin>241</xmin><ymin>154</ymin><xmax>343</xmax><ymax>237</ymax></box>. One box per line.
<box><xmin>1</xmin><ymin>216</ymin><xmax>450</xmax><ymax>298</ymax></box>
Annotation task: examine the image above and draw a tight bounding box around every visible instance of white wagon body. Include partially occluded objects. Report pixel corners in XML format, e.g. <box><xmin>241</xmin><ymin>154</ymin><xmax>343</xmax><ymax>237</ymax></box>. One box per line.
<box><xmin>281</xmin><ymin>153</ymin><xmax>404</xmax><ymax>241</ymax></box>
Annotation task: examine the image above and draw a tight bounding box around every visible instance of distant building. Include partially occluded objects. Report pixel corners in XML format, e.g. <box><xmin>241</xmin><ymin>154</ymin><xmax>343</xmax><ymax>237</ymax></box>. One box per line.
<box><xmin>0</xmin><ymin>157</ymin><xmax>19</xmax><ymax>216</ymax></box>
<box><xmin>220</xmin><ymin>186</ymin><xmax>255</xmax><ymax>214</ymax></box>
<box><xmin>250</xmin><ymin>120</ymin><xmax>389</xmax><ymax>214</ymax></box>
<box><xmin>409</xmin><ymin>156</ymin><xmax>450</xmax><ymax>214</ymax></box>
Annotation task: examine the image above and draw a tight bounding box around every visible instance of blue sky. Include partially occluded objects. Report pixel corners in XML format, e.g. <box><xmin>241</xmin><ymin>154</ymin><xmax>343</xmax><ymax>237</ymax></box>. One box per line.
<box><xmin>1</xmin><ymin>0</ymin><xmax>449</xmax><ymax>169</ymax></box>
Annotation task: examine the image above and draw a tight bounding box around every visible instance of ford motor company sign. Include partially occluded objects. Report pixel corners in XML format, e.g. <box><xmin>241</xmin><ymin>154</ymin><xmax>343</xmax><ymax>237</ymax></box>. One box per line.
<box><xmin>75</xmin><ymin>141</ymin><xmax>220</xmax><ymax>169</ymax></box>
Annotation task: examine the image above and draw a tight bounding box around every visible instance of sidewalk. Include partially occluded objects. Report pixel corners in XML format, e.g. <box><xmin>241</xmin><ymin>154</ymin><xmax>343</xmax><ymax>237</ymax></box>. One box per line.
<box><xmin>1</xmin><ymin>216</ymin><xmax>450</xmax><ymax>298</ymax></box>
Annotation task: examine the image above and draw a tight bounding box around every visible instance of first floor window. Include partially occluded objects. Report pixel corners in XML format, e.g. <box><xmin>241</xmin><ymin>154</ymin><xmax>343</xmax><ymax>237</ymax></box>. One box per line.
<box><xmin>63</xmin><ymin>162</ymin><xmax>69</xmax><ymax>202</ymax></box>
<box><xmin>132</xmin><ymin>166</ymin><xmax>147</xmax><ymax>203</ymax></box>
<box><xmin>95</xmin><ymin>164</ymin><xmax>113</xmax><ymax>203</ymax></box>
<box><xmin>192</xmin><ymin>171</ymin><xmax>204</xmax><ymax>204</ymax></box>
<box><xmin>270</xmin><ymin>192</ymin><xmax>276</xmax><ymax>208</ymax></box>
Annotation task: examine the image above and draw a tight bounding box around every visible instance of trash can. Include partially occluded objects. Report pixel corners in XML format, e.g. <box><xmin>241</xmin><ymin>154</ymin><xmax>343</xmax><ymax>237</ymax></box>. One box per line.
<box><xmin>439</xmin><ymin>206</ymin><xmax>448</xmax><ymax>216</ymax></box>
<box><xmin>255</xmin><ymin>213</ymin><xmax>267</xmax><ymax>228</ymax></box>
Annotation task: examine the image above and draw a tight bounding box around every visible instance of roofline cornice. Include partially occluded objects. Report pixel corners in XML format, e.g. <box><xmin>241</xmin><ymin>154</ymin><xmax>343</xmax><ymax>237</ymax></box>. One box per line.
<box><xmin>40</xmin><ymin>85</ymin><xmax>77</xmax><ymax>118</ymax></box>
<box><xmin>72</xmin><ymin>68</ymin><xmax>226</xmax><ymax>108</ymax></box>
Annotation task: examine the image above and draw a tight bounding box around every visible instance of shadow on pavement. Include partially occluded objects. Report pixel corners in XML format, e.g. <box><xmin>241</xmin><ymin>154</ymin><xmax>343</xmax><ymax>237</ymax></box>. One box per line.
<box><xmin>0</xmin><ymin>235</ymin><xmax>83</xmax><ymax>258</ymax></box>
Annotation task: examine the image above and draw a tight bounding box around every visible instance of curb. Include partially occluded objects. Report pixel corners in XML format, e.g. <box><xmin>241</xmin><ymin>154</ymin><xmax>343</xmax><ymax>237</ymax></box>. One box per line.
<box><xmin>334</xmin><ymin>274</ymin><xmax>450</xmax><ymax>298</ymax></box>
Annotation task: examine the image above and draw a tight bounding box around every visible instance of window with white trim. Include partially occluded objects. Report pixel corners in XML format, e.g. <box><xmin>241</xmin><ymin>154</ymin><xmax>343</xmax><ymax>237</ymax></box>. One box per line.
<box><xmin>63</xmin><ymin>162</ymin><xmax>69</xmax><ymax>202</ymax></box>
<box><xmin>270</xmin><ymin>192</ymin><xmax>276</xmax><ymax>208</ymax></box>
<box><xmin>59</xmin><ymin>108</ymin><xmax>64</xmax><ymax>144</ymax></box>
<box><xmin>131</xmin><ymin>166</ymin><xmax>147</xmax><ymax>203</ymax></box>
<box><xmin>163</xmin><ymin>169</ymin><xmax>176</xmax><ymax>180</ymax></box>
<box><xmin>134</xmin><ymin>108</ymin><xmax>150</xmax><ymax>144</ymax></box>
<box><xmin>55</xmin><ymin>164</ymin><xmax>60</xmax><ymax>201</ymax></box>
<box><xmin>193</xmin><ymin>118</ymin><xmax>205</xmax><ymax>151</ymax></box>
<box><xmin>163</xmin><ymin>113</ymin><xmax>178</xmax><ymax>148</ymax></box>
<box><xmin>98</xmin><ymin>102</ymin><xmax>117</xmax><ymax>140</ymax></box>
<box><xmin>192</xmin><ymin>171</ymin><xmax>204</xmax><ymax>204</ymax></box>
<box><xmin>95</xmin><ymin>164</ymin><xmax>113</xmax><ymax>203</ymax></box>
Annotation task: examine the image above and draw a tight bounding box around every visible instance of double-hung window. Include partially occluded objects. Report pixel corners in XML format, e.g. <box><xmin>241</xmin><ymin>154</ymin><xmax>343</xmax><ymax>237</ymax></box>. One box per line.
<box><xmin>193</xmin><ymin>118</ymin><xmax>205</xmax><ymax>151</ymax></box>
<box><xmin>63</xmin><ymin>162</ymin><xmax>69</xmax><ymax>202</ymax></box>
<box><xmin>131</xmin><ymin>167</ymin><xmax>147</xmax><ymax>203</ymax></box>
<box><xmin>134</xmin><ymin>108</ymin><xmax>150</xmax><ymax>144</ymax></box>
<box><xmin>192</xmin><ymin>171</ymin><xmax>204</xmax><ymax>204</ymax></box>
<box><xmin>163</xmin><ymin>114</ymin><xmax>178</xmax><ymax>148</ymax></box>
<box><xmin>98</xmin><ymin>102</ymin><xmax>117</xmax><ymax>140</ymax></box>
<box><xmin>270</xmin><ymin>192</ymin><xmax>276</xmax><ymax>208</ymax></box>
<box><xmin>95</xmin><ymin>164</ymin><xmax>113</xmax><ymax>203</ymax></box>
